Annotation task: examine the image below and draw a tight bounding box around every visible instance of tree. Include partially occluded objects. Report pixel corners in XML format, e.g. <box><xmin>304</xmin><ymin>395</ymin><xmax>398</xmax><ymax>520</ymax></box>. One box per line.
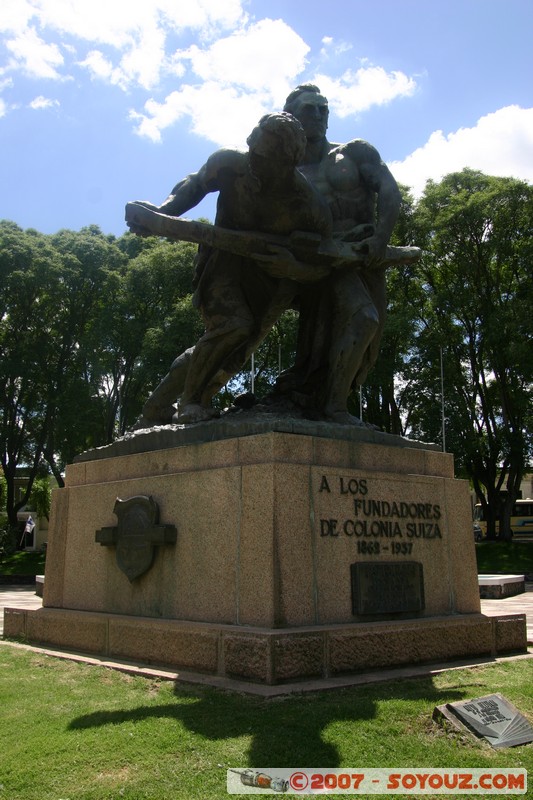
<box><xmin>0</xmin><ymin>222</ymin><xmax>124</xmax><ymax>517</ymax></box>
<box><xmin>29</xmin><ymin>476</ymin><xmax>52</xmax><ymax>521</ymax></box>
<box><xmin>43</xmin><ymin>226</ymin><xmax>127</xmax><ymax>473</ymax></box>
<box><xmin>0</xmin><ymin>474</ymin><xmax>7</xmax><ymax>526</ymax></box>
<box><xmin>409</xmin><ymin>170</ymin><xmax>533</xmax><ymax>538</ymax></box>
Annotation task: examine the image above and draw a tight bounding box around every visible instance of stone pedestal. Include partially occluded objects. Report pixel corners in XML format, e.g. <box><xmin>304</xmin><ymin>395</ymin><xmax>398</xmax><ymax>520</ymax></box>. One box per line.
<box><xmin>4</xmin><ymin>421</ymin><xmax>527</xmax><ymax>688</ymax></box>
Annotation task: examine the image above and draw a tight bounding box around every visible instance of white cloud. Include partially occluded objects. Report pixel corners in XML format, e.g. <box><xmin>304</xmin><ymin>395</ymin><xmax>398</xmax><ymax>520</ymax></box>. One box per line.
<box><xmin>155</xmin><ymin>0</ymin><xmax>245</xmax><ymax>35</ymax></box>
<box><xmin>131</xmin><ymin>19</ymin><xmax>311</xmax><ymax>145</ymax></box>
<box><xmin>77</xmin><ymin>44</ymin><xmax>165</xmax><ymax>91</ymax></box>
<box><xmin>119</xmin><ymin>27</ymin><xmax>167</xmax><ymax>90</ymax></box>
<box><xmin>14</xmin><ymin>0</ymin><xmax>245</xmax><ymax>48</ymax></box>
<box><xmin>319</xmin><ymin>36</ymin><xmax>352</xmax><ymax>58</ymax></box>
<box><xmin>390</xmin><ymin>106</ymin><xmax>533</xmax><ymax>196</ymax></box>
<box><xmin>5</xmin><ymin>26</ymin><xmax>64</xmax><ymax>79</ymax></box>
<box><xmin>313</xmin><ymin>66</ymin><xmax>417</xmax><ymax>117</ymax></box>
<box><xmin>77</xmin><ymin>50</ymin><xmax>116</xmax><ymax>82</ymax></box>
<box><xmin>37</xmin><ymin>0</ymin><xmax>157</xmax><ymax>49</ymax></box>
<box><xmin>1</xmin><ymin>0</ymin><xmax>247</xmax><ymax>88</ymax></box>
<box><xmin>0</xmin><ymin>0</ymin><xmax>36</xmax><ymax>34</ymax></box>
<box><xmin>0</xmin><ymin>97</ymin><xmax>6</xmax><ymax>117</ymax></box>
<box><xmin>131</xmin><ymin>49</ymin><xmax>419</xmax><ymax>147</ymax></box>
<box><xmin>28</xmin><ymin>94</ymin><xmax>59</xmax><ymax>110</ymax></box>
<box><xmin>174</xmin><ymin>19</ymin><xmax>309</xmax><ymax>95</ymax></box>
<box><xmin>131</xmin><ymin>82</ymin><xmax>270</xmax><ymax>148</ymax></box>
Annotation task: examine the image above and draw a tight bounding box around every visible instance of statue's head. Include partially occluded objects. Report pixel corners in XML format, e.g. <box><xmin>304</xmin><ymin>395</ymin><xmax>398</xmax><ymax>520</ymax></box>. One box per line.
<box><xmin>283</xmin><ymin>84</ymin><xmax>329</xmax><ymax>142</ymax></box>
<box><xmin>246</xmin><ymin>112</ymin><xmax>307</xmax><ymax>168</ymax></box>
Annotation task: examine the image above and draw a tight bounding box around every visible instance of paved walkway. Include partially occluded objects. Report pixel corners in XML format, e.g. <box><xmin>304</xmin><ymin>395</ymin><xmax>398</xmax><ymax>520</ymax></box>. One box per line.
<box><xmin>479</xmin><ymin>582</ymin><xmax>533</xmax><ymax>644</ymax></box>
<box><xmin>1</xmin><ymin>585</ymin><xmax>44</xmax><ymax>632</ymax></box>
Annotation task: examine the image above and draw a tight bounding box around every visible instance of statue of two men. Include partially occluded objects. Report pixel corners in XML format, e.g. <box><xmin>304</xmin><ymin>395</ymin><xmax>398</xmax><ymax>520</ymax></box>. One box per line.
<box><xmin>271</xmin><ymin>85</ymin><xmax>402</xmax><ymax>424</ymax></box>
<box><xmin>128</xmin><ymin>84</ymin><xmax>403</xmax><ymax>427</ymax></box>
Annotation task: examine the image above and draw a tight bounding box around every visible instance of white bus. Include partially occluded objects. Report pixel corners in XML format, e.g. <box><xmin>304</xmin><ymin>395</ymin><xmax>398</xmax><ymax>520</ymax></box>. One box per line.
<box><xmin>474</xmin><ymin>498</ymin><xmax>533</xmax><ymax>538</ymax></box>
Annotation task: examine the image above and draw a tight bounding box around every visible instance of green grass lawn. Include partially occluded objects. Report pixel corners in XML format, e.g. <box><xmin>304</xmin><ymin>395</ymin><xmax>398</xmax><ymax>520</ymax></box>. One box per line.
<box><xmin>0</xmin><ymin>550</ymin><xmax>46</xmax><ymax>576</ymax></box>
<box><xmin>0</xmin><ymin>645</ymin><xmax>532</xmax><ymax>799</ymax></box>
<box><xmin>475</xmin><ymin>541</ymin><xmax>533</xmax><ymax>576</ymax></box>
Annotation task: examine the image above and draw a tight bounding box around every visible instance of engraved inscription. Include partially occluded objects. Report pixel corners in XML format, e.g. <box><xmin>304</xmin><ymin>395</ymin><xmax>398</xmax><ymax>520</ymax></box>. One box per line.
<box><xmin>317</xmin><ymin>473</ymin><xmax>445</xmax><ymax>555</ymax></box>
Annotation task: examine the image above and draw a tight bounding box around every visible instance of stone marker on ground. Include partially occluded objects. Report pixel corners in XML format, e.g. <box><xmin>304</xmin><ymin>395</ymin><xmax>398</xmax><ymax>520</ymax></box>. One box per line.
<box><xmin>434</xmin><ymin>693</ymin><xmax>533</xmax><ymax>748</ymax></box>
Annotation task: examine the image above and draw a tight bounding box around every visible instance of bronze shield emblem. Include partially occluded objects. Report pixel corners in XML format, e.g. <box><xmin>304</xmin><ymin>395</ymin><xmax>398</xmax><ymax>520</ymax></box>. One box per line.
<box><xmin>96</xmin><ymin>495</ymin><xmax>177</xmax><ymax>582</ymax></box>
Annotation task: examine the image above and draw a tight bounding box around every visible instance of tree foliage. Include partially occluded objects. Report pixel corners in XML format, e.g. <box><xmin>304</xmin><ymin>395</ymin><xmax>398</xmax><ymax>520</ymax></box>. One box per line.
<box><xmin>0</xmin><ymin>221</ymin><xmax>94</xmax><ymax>522</ymax></box>
<box><xmin>402</xmin><ymin>170</ymin><xmax>533</xmax><ymax>538</ymax></box>
<box><xmin>0</xmin><ymin>224</ymin><xmax>200</xmax><ymax>524</ymax></box>
<box><xmin>29</xmin><ymin>476</ymin><xmax>52</xmax><ymax>521</ymax></box>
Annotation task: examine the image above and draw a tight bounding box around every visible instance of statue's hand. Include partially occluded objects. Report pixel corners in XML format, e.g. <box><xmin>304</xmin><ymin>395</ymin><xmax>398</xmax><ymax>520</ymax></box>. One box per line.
<box><xmin>253</xmin><ymin>245</ymin><xmax>329</xmax><ymax>282</ymax></box>
<box><xmin>127</xmin><ymin>222</ymin><xmax>153</xmax><ymax>237</ymax></box>
<box><xmin>352</xmin><ymin>234</ymin><xmax>388</xmax><ymax>267</ymax></box>
<box><xmin>126</xmin><ymin>200</ymin><xmax>160</xmax><ymax>237</ymax></box>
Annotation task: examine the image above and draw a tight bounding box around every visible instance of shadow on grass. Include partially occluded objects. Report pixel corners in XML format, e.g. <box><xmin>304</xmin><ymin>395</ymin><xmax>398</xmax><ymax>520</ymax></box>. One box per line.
<box><xmin>68</xmin><ymin>676</ymin><xmax>467</xmax><ymax>767</ymax></box>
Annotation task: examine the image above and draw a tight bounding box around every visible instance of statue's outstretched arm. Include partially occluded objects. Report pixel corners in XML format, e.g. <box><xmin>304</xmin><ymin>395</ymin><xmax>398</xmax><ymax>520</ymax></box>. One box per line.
<box><xmin>141</xmin><ymin>148</ymin><xmax>242</xmax><ymax>219</ymax></box>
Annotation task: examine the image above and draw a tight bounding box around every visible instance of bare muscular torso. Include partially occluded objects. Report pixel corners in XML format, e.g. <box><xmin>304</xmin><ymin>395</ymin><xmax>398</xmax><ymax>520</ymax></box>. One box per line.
<box><xmin>297</xmin><ymin>139</ymin><xmax>381</xmax><ymax>235</ymax></box>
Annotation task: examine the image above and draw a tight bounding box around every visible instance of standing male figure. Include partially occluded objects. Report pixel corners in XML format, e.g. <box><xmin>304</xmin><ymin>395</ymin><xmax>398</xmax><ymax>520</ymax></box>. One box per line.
<box><xmin>274</xmin><ymin>84</ymin><xmax>402</xmax><ymax>424</ymax></box>
<box><xmin>130</xmin><ymin>112</ymin><xmax>332</xmax><ymax>425</ymax></box>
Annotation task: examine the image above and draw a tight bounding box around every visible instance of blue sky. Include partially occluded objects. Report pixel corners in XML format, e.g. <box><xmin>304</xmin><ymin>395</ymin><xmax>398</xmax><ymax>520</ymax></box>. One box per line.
<box><xmin>1</xmin><ymin>0</ymin><xmax>532</xmax><ymax>236</ymax></box>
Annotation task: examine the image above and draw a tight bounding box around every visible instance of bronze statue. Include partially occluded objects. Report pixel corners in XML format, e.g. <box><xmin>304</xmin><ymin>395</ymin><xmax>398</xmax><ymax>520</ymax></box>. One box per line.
<box><xmin>271</xmin><ymin>85</ymin><xmax>403</xmax><ymax>425</ymax></box>
<box><xmin>126</xmin><ymin>98</ymin><xmax>417</xmax><ymax>428</ymax></box>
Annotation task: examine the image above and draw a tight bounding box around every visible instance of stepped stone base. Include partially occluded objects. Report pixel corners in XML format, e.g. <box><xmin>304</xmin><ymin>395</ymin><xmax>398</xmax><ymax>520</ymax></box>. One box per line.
<box><xmin>3</xmin><ymin>606</ymin><xmax>527</xmax><ymax>686</ymax></box>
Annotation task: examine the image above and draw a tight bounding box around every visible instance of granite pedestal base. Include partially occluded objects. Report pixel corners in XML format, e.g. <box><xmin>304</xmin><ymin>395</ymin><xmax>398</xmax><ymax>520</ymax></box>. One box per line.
<box><xmin>4</xmin><ymin>606</ymin><xmax>527</xmax><ymax>686</ymax></box>
<box><xmin>3</xmin><ymin>423</ymin><xmax>528</xmax><ymax>687</ymax></box>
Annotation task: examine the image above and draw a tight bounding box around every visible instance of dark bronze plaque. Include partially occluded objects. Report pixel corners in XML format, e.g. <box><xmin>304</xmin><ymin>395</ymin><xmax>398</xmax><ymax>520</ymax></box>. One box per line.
<box><xmin>446</xmin><ymin>694</ymin><xmax>533</xmax><ymax>748</ymax></box>
<box><xmin>351</xmin><ymin>561</ymin><xmax>424</xmax><ymax>615</ymax></box>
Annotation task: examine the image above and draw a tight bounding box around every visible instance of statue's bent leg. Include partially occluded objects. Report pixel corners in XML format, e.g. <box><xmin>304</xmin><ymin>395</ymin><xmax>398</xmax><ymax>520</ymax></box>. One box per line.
<box><xmin>141</xmin><ymin>347</ymin><xmax>194</xmax><ymax>424</ymax></box>
<box><xmin>353</xmin><ymin>268</ymin><xmax>387</xmax><ymax>389</ymax></box>
<box><xmin>323</xmin><ymin>270</ymin><xmax>380</xmax><ymax>424</ymax></box>
<box><xmin>199</xmin><ymin>283</ymin><xmax>297</xmax><ymax>404</ymax></box>
<box><xmin>177</xmin><ymin>315</ymin><xmax>254</xmax><ymax>423</ymax></box>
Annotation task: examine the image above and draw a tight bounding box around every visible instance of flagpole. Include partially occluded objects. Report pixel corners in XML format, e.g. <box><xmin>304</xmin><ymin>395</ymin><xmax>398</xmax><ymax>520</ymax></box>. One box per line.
<box><xmin>440</xmin><ymin>347</ymin><xmax>446</xmax><ymax>452</ymax></box>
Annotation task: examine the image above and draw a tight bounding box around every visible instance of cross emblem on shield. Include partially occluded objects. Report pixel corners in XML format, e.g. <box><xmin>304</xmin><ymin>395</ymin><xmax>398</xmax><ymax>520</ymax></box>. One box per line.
<box><xmin>95</xmin><ymin>496</ymin><xmax>177</xmax><ymax>581</ymax></box>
